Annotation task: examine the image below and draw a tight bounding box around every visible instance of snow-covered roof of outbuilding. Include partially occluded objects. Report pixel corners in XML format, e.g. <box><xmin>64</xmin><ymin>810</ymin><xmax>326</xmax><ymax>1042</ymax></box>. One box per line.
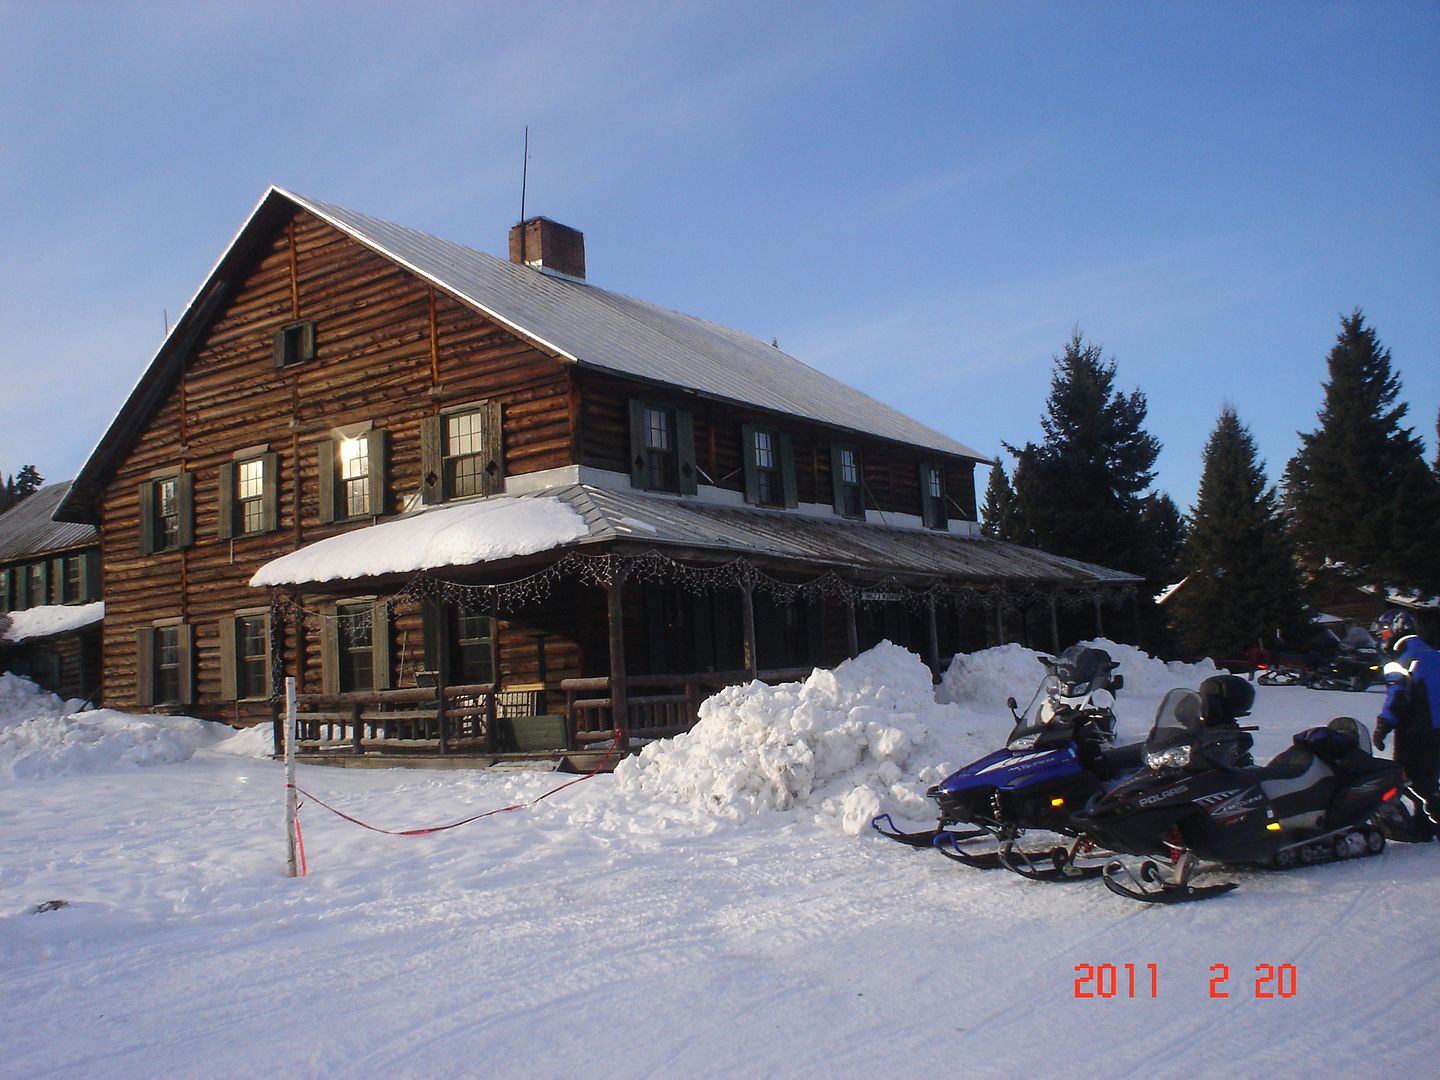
<box><xmin>0</xmin><ymin>483</ymin><xmax>97</xmax><ymax>562</ymax></box>
<box><xmin>0</xmin><ymin>601</ymin><xmax>103</xmax><ymax>644</ymax></box>
<box><xmin>252</xmin><ymin>486</ymin><xmax>1141</xmax><ymax>590</ymax></box>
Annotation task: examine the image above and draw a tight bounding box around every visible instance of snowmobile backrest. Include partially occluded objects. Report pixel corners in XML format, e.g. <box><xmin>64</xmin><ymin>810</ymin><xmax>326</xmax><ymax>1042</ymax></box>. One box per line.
<box><xmin>1294</xmin><ymin>719</ymin><xmax>1375</xmax><ymax>774</ymax></box>
<box><xmin>1198</xmin><ymin>674</ymin><xmax>1255</xmax><ymax>724</ymax></box>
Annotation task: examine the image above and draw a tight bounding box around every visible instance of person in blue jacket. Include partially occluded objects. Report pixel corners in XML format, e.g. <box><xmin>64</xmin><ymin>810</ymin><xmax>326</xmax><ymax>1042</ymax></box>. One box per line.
<box><xmin>1373</xmin><ymin>609</ymin><xmax>1440</xmax><ymax>840</ymax></box>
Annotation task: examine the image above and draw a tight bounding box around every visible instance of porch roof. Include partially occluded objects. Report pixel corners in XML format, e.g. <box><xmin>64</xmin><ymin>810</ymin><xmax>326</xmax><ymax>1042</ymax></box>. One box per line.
<box><xmin>252</xmin><ymin>485</ymin><xmax>1140</xmax><ymax>591</ymax></box>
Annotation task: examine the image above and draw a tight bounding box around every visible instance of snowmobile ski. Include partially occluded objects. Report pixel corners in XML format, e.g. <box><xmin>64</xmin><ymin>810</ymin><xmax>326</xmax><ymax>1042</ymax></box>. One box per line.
<box><xmin>997</xmin><ymin>837</ymin><xmax>1108</xmax><ymax>883</ymax></box>
<box><xmin>870</xmin><ymin>813</ymin><xmax>946</xmax><ymax>848</ymax></box>
<box><xmin>1100</xmin><ymin>859</ymin><xmax>1239</xmax><ymax>905</ymax></box>
<box><xmin>932</xmin><ymin>829</ymin><xmax>1010</xmax><ymax>869</ymax></box>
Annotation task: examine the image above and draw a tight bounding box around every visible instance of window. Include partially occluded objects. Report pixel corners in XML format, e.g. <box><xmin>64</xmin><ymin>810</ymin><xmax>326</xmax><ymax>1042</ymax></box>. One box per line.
<box><xmin>446</xmin><ymin>409</ymin><xmax>488</xmax><ymax>499</ymax></box>
<box><xmin>322</xmin><ymin>600</ymin><xmax>391</xmax><ymax>695</ymax></box>
<box><xmin>62</xmin><ymin>555</ymin><xmax>84</xmax><ymax>604</ymax></box>
<box><xmin>273</xmin><ymin>321</ymin><xmax>314</xmax><ymax>367</ymax></box>
<box><xmin>339</xmin><ymin>436</ymin><xmax>371</xmax><ymax>517</ymax></box>
<box><xmin>219</xmin><ymin>611</ymin><xmax>272</xmax><ymax>702</ymax></box>
<box><xmin>832</xmin><ymin>444</ymin><xmax>864</xmax><ymax>519</ymax></box>
<box><xmin>138</xmin><ymin>471</ymin><xmax>193</xmax><ymax>554</ymax></box>
<box><xmin>920</xmin><ymin>463</ymin><xmax>947</xmax><ymax>529</ymax></box>
<box><xmin>137</xmin><ymin>622</ymin><xmax>192</xmax><ymax>707</ymax></box>
<box><xmin>450</xmin><ymin>610</ymin><xmax>496</xmax><ymax>685</ymax></box>
<box><xmin>318</xmin><ymin>430</ymin><xmax>386</xmax><ymax>523</ymax></box>
<box><xmin>629</xmin><ymin>399</ymin><xmax>697</xmax><ymax>495</ymax></box>
<box><xmin>421</xmin><ymin>402</ymin><xmax>502</xmax><ymax>504</ymax></box>
<box><xmin>741</xmin><ymin>424</ymin><xmax>796</xmax><ymax>508</ymax></box>
<box><xmin>27</xmin><ymin>562</ymin><xmax>47</xmax><ymax>608</ymax></box>
<box><xmin>218</xmin><ymin>452</ymin><xmax>278</xmax><ymax>539</ymax></box>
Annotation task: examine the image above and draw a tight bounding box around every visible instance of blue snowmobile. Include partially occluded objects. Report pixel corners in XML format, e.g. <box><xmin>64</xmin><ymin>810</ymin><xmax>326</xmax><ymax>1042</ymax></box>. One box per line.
<box><xmin>872</xmin><ymin>645</ymin><xmax>1142</xmax><ymax>881</ymax></box>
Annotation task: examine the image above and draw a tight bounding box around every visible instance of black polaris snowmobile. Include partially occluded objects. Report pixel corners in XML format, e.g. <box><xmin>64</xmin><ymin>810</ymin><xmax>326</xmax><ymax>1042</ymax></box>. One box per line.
<box><xmin>872</xmin><ymin>645</ymin><xmax>1140</xmax><ymax>881</ymax></box>
<box><xmin>1071</xmin><ymin>675</ymin><xmax>1408</xmax><ymax>904</ymax></box>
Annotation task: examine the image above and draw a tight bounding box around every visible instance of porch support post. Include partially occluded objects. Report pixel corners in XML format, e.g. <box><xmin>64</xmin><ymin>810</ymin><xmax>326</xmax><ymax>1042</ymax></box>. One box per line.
<box><xmin>606</xmin><ymin>565</ymin><xmax>630</xmax><ymax>752</ymax></box>
<box><xmin>845</xmin><ymin>595</ymin><xmax>859</xmax><ymax>659</ymax></box>
<box><xmin>994</xmin><ymin>592</ymin><xmax>1005</xmax><ymax>646</ymax></box>
<box><xmin>740</xmin><ymin>572</ymin><xmax>758</xmax><ymax>680</ymax></box>
<box><xmin>925</xmin><ymin>592</ymin><xmax>941</xmax><ymax>680</ymax></box>
<box><xmin>1093</xmin><ymin>594</ymin><xmax>1104</xmax><ymax>638</ymax></box>
<box><xmin>1049</xmin><ymin>593</ymin><xmax>1061</xmax><ymax>655</ymax></box>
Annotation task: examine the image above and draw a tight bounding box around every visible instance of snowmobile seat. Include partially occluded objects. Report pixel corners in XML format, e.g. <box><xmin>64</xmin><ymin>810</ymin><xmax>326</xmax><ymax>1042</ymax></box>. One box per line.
<box><xmin>1293</xmin><ymin>718</ymin><xmax>1381</xmax><ymax>778</ymax></box>
<box><xmin>1262</xmin><ymin>743</ymin><xmax>1318</xmax><ymax>779</ymax></box>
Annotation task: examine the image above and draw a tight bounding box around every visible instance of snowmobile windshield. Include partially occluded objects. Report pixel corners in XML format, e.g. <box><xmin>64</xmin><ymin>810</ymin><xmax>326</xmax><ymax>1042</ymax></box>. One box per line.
<box><xmin>1140</xmin><ymin>689</ymin><xmax>1205</xmax><ymax>771</ymax></box>
<box><xmin>1052</xmin><ymin>646</ymin><xmax>1107</xmax><ymax>696</ymax></box>
<box><xmin>1007</xmin><ymin>713</ymin><xmax>1076</xmax><ymax>750</ymax></box>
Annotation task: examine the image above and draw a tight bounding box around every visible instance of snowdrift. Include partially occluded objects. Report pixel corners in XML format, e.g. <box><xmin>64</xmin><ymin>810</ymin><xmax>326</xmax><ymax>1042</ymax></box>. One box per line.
<box><xmin>0</xmin><ymin>672</ymin><xmax>225</xmax><ymax>781</ymax></box>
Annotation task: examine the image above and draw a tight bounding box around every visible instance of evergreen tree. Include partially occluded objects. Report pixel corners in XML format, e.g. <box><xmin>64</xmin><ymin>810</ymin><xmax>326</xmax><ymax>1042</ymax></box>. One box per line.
<box><xmin>13</xmin><ymin>465</ymin><xmax>42</xmax><ymax>499</ymax></box>
<box><xmin>1139</xmin><ymin>492</ymin><xmax>1186</xmax><ymax>586</ymax></box>
<box><xmin>979</xmin><ymin>458</ymin><xmax>1018</xmax><ymax>540</ymax></box>
<box><xmin>1174</xmin><ymin>406</ymin><xmax>1307</xmax><ymax>660</ymax></box>
<box><xmin>1006</xmin><ymin>331</ymin><xmax>1162</xmax><ymax>576</ymax></box>
<box><xmin>1284</xmin><ymin>311</ymin><xmax>1439</xmax><ymax>594</ymax></box>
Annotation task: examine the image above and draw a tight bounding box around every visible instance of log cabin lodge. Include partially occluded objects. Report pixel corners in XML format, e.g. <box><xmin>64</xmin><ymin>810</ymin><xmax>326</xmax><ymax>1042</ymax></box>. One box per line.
<box><xmin>51</xmin><ymin>187</ymin><xmax>1139</xmax><ymax>763</ymax></box>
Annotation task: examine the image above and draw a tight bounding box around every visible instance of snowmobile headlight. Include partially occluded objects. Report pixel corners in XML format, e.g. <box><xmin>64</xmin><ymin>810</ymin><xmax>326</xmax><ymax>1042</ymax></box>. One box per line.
<box><xmin>1145</xmin><ymin>745</ymin><xmax>1193</xmax><ymax>771</ymax></box>
<box><xmin>1067</xmin><ymin>680</ymin><xmax>1090</xmax><ymax>696</ymax></box>
<box><xmin>1009</xmin><ymin>733</ymin><xmax>1039</xmax><ymax>750</ymax></box>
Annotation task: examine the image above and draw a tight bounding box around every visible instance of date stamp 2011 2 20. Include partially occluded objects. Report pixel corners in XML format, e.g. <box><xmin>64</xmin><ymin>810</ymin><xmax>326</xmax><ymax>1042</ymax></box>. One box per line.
<box><xmin>1072</xmin><ymin>963</ymin><xmax>1298</xmax><ymax>999</ymax></box>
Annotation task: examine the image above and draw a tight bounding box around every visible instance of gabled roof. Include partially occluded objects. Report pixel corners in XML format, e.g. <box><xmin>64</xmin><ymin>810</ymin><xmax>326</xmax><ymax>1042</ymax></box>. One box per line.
<box><xmin>252</xmin><ymin>484</ymin><xmax>1141</xmax><ymax>590</ymax></box>
<box><xmin>57</xmin><ymin>187</ymin><xmax>990</xmax><ymax>523</ymax></box>
<box><xmin>0</xmin><ymin>483</ymin><xmax>97</xmax><ymax>562</ymax></box>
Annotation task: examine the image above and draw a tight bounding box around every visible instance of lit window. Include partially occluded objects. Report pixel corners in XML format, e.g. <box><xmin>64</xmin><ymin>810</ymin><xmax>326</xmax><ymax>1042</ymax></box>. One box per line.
<box><xmin>339</xmin><ymin>435</ymin><xmax>371</xmax><ymax>518</ymax></box>
<box><xmin>236</xmin><ymin>459</ymin><xmax>266</xmax><ymax>535</ymax></box>
<box><xmin>445</xmin><ymin>410</ymin><xmax>487</xmax><ymax>498</ymax></box>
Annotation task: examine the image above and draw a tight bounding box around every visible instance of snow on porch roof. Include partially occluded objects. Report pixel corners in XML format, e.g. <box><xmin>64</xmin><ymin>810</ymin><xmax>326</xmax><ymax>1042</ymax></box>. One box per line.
<box><xmin>252</xmin><ymin>486</ymin><xmax>1140</xmax><ymax>591</ymax></box>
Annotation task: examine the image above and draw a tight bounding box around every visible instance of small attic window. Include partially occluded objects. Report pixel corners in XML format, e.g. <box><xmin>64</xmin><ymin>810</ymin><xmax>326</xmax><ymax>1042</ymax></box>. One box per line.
<box><xmin>274</xmin><ymin>321</ymin><xmax>315</xmax><ymax>367</ymax></box>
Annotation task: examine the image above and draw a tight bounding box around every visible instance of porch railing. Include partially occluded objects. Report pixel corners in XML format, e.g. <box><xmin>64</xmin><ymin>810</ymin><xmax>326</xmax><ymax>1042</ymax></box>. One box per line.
<box><xmin>561</xmin><ymin>667</ymin><xmax>813</xmax><ymax>746</ymax></box>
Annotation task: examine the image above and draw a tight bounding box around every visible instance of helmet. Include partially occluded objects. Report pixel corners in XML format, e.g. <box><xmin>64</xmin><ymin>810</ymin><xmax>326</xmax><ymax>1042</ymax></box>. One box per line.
<box><xmin>1197</xmin><ymin>674</ymin><xmax>1255</xmax><ymax>724</ymax></box>
<box><xmin>1373</xmin><ymin>609</ymin><xmax>1418</xmax><ymax>654</ymax></box>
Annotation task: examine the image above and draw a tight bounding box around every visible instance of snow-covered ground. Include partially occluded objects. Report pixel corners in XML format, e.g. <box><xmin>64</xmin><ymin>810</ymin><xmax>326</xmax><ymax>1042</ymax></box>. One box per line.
<box><xmin>2</xmin><ymin>643</ymin><xmax>1436</xmax><ymax>1079</ymax></box>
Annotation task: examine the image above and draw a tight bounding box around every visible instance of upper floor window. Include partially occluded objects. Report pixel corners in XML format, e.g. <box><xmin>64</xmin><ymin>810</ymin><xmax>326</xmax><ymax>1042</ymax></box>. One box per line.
<box><xmin>832</xmin><ymin>444</ymin><xmax>864</xmax><ymax>519</ymax></box>
<box><xmin>629</xmin><ymin>399</ymin><xmax>697</xmax><ymax>495</ymax></box>
<box><xmin>273</xmin><ymin>320</ymin><xmax>315</xmax><ymax>367</ymax></box>
<box><xmin>741</xmin><ymin>423</ymin><xmax>796</xmax><ymax>508</ymax></box>
<box><xmin>921</xmin><ymin>463</ymin><xmax>947</xmax><ymax>529</ymax></box>
<box><xmin>138</xmin><ymin>471</ymin><xmax>193</xmax><ymax>554</ymax></box>
<box><xmin>421</xmin><ymin>402</ymin><xmax>502</xmax><ymax>505</ymax></box>
<box><xmin>219</xmin><ymin>451</ymin><xmax>278</xmax><ymax>539</ymax></box>
<box><xmin>27</xmin><ymin>562</ymin><xmax>47</xmax><ymax>608</ymax></box>
<box><xmin>319</xmin><ymin>429</ymin><xmax>387</xmax><ymax>523</ymax></box>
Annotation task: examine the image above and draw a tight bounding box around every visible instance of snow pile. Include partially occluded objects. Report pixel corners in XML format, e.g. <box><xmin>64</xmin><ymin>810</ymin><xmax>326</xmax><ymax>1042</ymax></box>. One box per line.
<box><xmin>1</xmin><ymin>600</ymin><xmax>104</xmax><ymax>643</ymax></box>
<box><xmin>250</xmin><ymin>495</ymin><xmax>588</xmax><ymax>586</ymax></box>
<box><xmin>615</xmin><ymin>638</ymin><xmax>1231</xmax><ymax>836</ymax></box>
<box><xmin>615</xmin><ymin>642</ymin><xmax>976</xmax><ymax>835</ymax></box>
<box><xmin>0</xmin><ymin>672</ymin><xmax>224</xmax><ymax>780</ymax></box>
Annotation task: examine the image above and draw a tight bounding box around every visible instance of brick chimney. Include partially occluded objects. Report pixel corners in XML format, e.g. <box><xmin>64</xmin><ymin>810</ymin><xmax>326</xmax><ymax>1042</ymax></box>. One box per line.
<box><xmin>508</xmin><ymin>217</ymin><xmax>586</xmax><ymax>280</ymax></box>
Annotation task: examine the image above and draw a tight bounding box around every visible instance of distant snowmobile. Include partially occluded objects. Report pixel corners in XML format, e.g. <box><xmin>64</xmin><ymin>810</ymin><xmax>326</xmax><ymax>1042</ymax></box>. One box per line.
<box><xmin>1071</xmin><ymin>676</ymin><xmax>1408</xmax><ymax>904</ymax></box>
<box><xmin>872</xmin><ymin>646</ymin><xmax>1140</xmax><ymax>880</ymax></box>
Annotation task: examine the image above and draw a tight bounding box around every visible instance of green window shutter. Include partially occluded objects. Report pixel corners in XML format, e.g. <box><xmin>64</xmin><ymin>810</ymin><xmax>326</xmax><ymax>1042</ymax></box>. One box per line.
<box><xmin>176</xmin><ymin>471</ymin><xmax>195</xmax><ymax>548</ymax></box>
<box><xmin>217</xmin><ymin>464</ymin><xmax>234</xmax><ymax>540</ymax></box>
<box><xmin>779</xmin><ymin>433</ymin><xmax>797</xmax><ymax>508</ymax></box>
<box><xmin>829</xmin><ymin>444</ymin><xmax>846</xmax><ymax>515</ymax></box>
<box><xmin>1</xmin><ymin>567</ymin><xmax>12</xmax><ymax>611</ymax></box>
<box><xmin>317</xmin><ymin>439</ymin><xmax>337</xmax><ymax>524</ymax></box>
<box><xmin>218</xmin><ymin>617</ymin><xmax>238</xmax><ymax>702</ymax></box>
<box><xmin>372</xmin><ymin>602</ymin><xmax>392</xmax><ymax>690</ymax></box>
<box><xmin>420</xmin><ymin>416</ymin><xmax>443</xmax><ymax>505</ymax></box>
<box><xmin>260</xmin><ymin>452</ymin><xmax>280</xmax><ymax>533</ymax></box>
<box><xmin>483</xmin><ymin>402</ymin><xmax>504</xmax><ymax>496</ymax></box>
<box><xmin>135</xmin><ymin>628</ymin><xmax>155</xmax><ymax>707</ymax></box>
<box><xmin>320</xmin><ymin>613</ymin><xmax>339</xmax><ymax>696</ymax></box>
<box><xmin>677</xmin><ymin>408</ymin><xmax>697</xmax><ymax>495</ymax></box>
<box><xmin>260</xmin><ymin>612</ymin><xmax>273</xmax><ymax>700</ymax></box>
<box><xmin>367</xmin><ymin>430</ymin><xmax>388</xmax><ymax>517</ymax></box>
<box><xmin>36</xmin><ymin>561</ymin><xmax>49</xmax><ymax>607</ymax></box>
<box><xmin>177</xmin><ymin>623</ymin><xmax>195</xmax><ymax>706</ymax></box>
<box><xmin>741</xmin><ymin>423</ymin><xmax>758</xmax><ymax>503</ymax></box>
<box><xmin>82</xmin><ymin>550</ymin><xmax>101</xmax><ymax>603</ymax></box>
<box><xmin>628</xmin><ymin>399</ymin><xmax>649</xmax><ymax>489</ymax></box>
<box><xmin>137</xmin><ymin>481</ymin><xmax>156</xmax><ymax>555</ymax></box>
<box><xmin>421</xmin><ymin>598</ymin><xmax>443</xmax><ymax>681</ymax></box>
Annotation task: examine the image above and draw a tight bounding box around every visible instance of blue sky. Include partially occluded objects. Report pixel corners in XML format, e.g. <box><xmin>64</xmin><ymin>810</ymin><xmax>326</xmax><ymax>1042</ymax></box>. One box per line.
<box><xmin>2</xmin><ymin>1</ymin><xmax>1436</xmax><ymax>514</ymax></box>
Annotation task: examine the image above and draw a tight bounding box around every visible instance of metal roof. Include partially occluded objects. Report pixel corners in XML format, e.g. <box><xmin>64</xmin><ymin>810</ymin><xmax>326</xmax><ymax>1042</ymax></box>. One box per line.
<box><xmin>283</xmin><ymin>190</ymin><xmax>989</xmax><ymax>462</ymax></box>
<box><xmin>0</xmin><ymin>483</ymin><xmax>97</xmax><ymax>562</ymax></box>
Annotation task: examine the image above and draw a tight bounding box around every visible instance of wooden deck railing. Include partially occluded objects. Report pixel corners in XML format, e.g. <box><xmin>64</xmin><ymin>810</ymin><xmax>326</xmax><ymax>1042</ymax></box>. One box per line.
<box><xmin>293</xmin><ymin>667</ymin><xmax>815</xmax><ymax>758</ymax></box>
<box><xmin>561</xmin><ymin>667</ymin><xmax>813</xmax><ymax>746</ymax></box>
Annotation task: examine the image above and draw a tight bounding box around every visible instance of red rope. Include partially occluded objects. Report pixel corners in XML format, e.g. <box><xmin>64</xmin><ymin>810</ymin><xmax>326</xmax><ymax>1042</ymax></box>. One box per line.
<box><xmin>293</xmin><ymin>811</ymin><xmax>308</xmax><ymax>876</ymax></box>
<box><xmin>288</xmin><ymin>731</ymin><xmax>622</xmax><ymax>838</ymax></box>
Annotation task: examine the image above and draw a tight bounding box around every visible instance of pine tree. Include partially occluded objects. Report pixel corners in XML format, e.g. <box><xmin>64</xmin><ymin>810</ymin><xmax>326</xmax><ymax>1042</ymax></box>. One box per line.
<box><xmin>1174</xmin><ymin>406</ymin><xmax>1307</xmax><ymax>660</ymax></box>
<box><xmin>980</xmin><ymin>458</ymin><xmax>1018</xmax><ymax>540</ymax></box>
<box><xmin>1139</xmin><ymin>492</ymin><xmax>1186</xmax><ymax>586</ymax></box>
<box><xmin>12</xmin><ymin>465</ymin><xmax>42</xmax><ymax>500</ymax></box>
<box><xmin>1284</xmin><ymin>311</ymin><xmax>1439</xmax><ymax>594</ymax></box>
<box><xmin>1006</xmin><ymin>331</ymin><xmax>1162</xmax><ymax>576</ymax></box>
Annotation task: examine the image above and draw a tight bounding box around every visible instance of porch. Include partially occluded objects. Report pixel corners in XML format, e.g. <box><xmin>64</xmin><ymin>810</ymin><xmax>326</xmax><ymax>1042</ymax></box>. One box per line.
<box><xmin>288</xmin><ymin>666</ymin><xmax>812</xmax><ymax>768</ymax></box>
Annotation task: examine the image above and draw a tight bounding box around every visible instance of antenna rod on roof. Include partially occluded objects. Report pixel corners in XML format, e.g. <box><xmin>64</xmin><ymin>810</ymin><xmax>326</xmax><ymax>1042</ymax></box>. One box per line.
<box><xmin>519</xmin><ymin>126</ymin><xmax>529</xmax><ymax>264</ymax></box>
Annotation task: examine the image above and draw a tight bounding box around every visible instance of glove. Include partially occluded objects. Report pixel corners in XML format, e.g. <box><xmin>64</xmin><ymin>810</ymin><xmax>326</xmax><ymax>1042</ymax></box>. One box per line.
<box><xmin>1373</xmin><ymin>721</ymin><xmax>1393</xmax><ymax>752</ymax></box>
